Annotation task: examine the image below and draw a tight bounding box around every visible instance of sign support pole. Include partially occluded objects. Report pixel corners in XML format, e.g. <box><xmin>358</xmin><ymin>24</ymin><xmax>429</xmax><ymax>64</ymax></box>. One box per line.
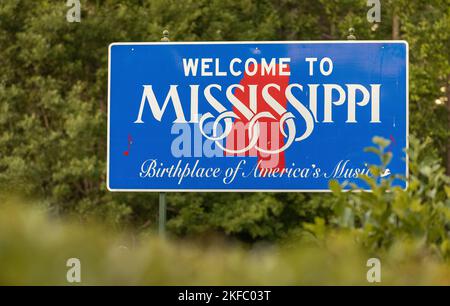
<box><xmin>158</xmin><ymin>192</ymin><xmax>166</xmax><ymax>238</ymax></box>
<box><xmin>158</xmin><ymin>30</ymin><xmax>171</xmax><ymax>238</ymax></box>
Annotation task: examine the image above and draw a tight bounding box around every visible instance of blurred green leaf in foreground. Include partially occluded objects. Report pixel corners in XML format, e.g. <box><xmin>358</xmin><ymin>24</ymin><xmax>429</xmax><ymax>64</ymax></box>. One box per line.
<box><xmin>0</xmin><ymin>197</ymin><xmax>449</xmax><ymax>285</ymax></box>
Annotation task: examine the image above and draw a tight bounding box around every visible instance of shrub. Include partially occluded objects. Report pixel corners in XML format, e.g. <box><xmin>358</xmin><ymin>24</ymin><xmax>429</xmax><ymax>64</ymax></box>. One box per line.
<box><xmin>305</xmin><ymin>136</ymin><xmax>450</xmax><ymax>257</ymax></box>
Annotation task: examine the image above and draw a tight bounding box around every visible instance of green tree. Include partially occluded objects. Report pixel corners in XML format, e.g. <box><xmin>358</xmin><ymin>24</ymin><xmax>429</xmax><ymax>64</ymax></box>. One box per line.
<box><xmin>0</xmin><ymin>0</ymin><xmax>448</xmax><ymax>241</ymax></box>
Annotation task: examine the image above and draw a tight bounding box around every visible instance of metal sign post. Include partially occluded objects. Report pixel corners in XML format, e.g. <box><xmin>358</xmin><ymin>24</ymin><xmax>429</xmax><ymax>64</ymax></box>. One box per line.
<box><xmin>158</xmin><ymin>30</ymin><xmax>170</xmax><ymax>238</ymax></box>
<box><xmin>158</xmin><ymin>192</ymin><xmax>166</xmax><ymax>238</ymax></box>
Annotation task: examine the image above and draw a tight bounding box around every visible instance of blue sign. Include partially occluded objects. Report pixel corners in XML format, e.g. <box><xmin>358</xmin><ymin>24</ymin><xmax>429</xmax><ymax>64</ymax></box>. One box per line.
<box><xmin>107</xmin><ymin>41</ymin><xmax>408</xmax><ymax>192</ymax></box>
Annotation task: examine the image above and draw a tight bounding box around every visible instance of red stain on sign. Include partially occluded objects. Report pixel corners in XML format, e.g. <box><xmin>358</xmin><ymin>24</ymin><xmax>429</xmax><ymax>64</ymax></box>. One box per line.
<box><xmin>388</xmin><ymin>134</ymin><xmax>396</xmax><ymax>152</ymax></box>
<box><xmin>123</xmin><ymin>134</ymin><xmax>133</xmax><ymax>156</ymax></box>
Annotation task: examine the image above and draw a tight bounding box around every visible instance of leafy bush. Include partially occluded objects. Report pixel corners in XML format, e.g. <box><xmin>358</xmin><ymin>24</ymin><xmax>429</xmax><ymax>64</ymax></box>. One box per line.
<box><xmin>0</xmin><ymin>200</ymin><xmax>449</xmax><ymax>285</ymax></box>
<box><xmin>304</xmin><ymin>136</ymin><xmax>450</xmax><ymax>257</ymax></box>
<box><xmin>0</xmin><ymin>1</ymin><xmax>448</xmax><ymax>237</ymax></box>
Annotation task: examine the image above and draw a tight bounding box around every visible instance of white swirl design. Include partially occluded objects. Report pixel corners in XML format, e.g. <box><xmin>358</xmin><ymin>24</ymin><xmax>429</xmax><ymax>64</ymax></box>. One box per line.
<box><xmin>199</xmin><ymin>110</ymin><xmax>307</xmax><ymax>154</ymax></box>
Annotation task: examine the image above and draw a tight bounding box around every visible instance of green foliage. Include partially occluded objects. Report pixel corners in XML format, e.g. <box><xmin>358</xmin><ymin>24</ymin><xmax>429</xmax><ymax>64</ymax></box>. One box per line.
<box><xmin>305</xmin><ymin>136</ymin><xmax>450</xmax><ymax>257</ymax></box>
<box><xmin>0</xmin><ymin>1</ymin><xmax>449</xmax><ymax>240</ymax></box>
<box><xmin>1</xmin><ymin>201</ymin><xmax>450</xmax><ymax>285</ymax></box>
<box><xmin>168</xmin><ymin>192</ymin><xmax>331</xmax><ymax>241</ymax></box>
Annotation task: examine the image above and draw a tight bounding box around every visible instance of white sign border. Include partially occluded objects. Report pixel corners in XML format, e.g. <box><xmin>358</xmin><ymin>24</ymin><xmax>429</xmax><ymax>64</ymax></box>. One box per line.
<box><xmin>107</xmin><ymin>40</ymin><xmax>409</xmax><ymax>192</ymax></box>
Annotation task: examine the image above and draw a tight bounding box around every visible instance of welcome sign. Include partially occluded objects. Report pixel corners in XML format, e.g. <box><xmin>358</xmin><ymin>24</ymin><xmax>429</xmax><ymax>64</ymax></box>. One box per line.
<box><xmin>107</xmin><ymin>41</ymin><xmax>408</xmax><ymax>191</ymax></box>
